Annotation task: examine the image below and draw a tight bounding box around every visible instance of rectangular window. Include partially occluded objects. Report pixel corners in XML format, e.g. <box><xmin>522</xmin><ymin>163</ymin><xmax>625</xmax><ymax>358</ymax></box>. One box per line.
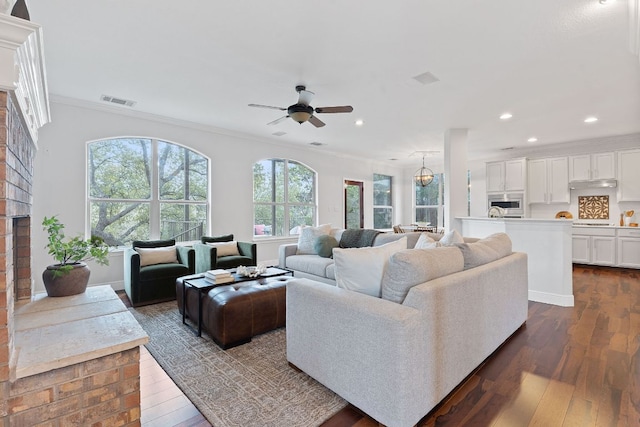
<box><xmin>373</xmin><ymin>174</ymin><xmax>393</xmax><ymax>229</ymax></box>
<box><xmin>253</xmin><ymin>159</ymin><xmax>317</xmax><ymax>237</ymax></box>
<box><xmin>415</xmin><ymin>173</ymin><xmax>444</xmax><ymax>229</ymax></box>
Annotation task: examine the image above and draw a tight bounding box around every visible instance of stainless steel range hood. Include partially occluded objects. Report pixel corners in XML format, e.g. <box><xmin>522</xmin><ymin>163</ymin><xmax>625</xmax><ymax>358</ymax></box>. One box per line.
<box><xmin>569</xmin><ymin>179</ymin><xmax>617</xmax><ymax>190</ymax></box>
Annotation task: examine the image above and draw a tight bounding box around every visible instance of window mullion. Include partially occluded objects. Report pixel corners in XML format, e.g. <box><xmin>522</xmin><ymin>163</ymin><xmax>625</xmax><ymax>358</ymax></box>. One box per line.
<box><xmin>150</xmin><ymin>139</ymin><xmax>160</xmax><ymax>239</ymax></box>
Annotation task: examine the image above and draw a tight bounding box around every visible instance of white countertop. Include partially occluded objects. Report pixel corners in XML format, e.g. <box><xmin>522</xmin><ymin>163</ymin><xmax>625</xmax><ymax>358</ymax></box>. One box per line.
<box><xmin>13</xmin><ymin>285</ymin><xmax>149</xmax><ymax>379</ymax></box>
<box><xmin>458</xmin><ymin>217</ymin><xmax>638</xmax><ymax>229</ymax></box>
<box><xmin>458</xmin><ymin>217</ymin><xmax>572</xmax><ymax>224</ymax></box>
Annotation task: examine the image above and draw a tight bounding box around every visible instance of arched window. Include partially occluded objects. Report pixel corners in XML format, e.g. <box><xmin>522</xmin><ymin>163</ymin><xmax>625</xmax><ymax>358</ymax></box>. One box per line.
<box><xmin>253</xmin><ymin>158</ymin><xmax>317</xmax><ymax>237</ymax></box>
<box><xmin>87</xmin><ymin>137</ymin><xmax>209</xmax><ymax>246</ymax></box>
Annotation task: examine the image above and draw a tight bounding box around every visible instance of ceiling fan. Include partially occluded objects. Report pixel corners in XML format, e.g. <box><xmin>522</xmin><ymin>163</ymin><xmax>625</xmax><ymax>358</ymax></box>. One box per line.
<box><xmin>248</xmin><ymin>85</ymin><xmax>353</xmax><ymax>128</ymax></box>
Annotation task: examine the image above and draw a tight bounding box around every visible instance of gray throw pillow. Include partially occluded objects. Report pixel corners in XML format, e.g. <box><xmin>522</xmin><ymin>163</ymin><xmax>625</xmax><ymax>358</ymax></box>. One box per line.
<box><xmin>455</xmin><ymin>232</ymin><xmax>512</xmax><ymax>270</ymax></box>
<box><xmin>314</xmin><ymin>235</ymin><xmax>339</xmax><ymax>258</ymax></box>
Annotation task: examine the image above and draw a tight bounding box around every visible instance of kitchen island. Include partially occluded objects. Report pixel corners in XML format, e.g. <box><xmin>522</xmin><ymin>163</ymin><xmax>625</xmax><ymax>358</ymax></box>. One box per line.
<box><xmin>458</xmin><ymin>217</ymin><xmax>573</xmax><ymax>306</ymax></box>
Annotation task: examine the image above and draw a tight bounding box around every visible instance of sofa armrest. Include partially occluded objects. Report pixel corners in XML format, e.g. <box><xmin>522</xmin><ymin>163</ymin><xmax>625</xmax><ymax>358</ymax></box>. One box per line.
<box><xmin>123</xmin><ymin>248</ymin><xmax>140</xmax><ymax>303</ymax></box>
<box><xmin>286</xmin><ymin>279</ymin><xmax>429</xmax><ymax>427</ymax></box>
<box><xmin>237</xmin><ymin>241</ymin><xmax>257</xmax><ymax>265</ymax></box>
<box><xmin>176</xmin><ymin>246</ymin><xmax>196</xmax><ymax>274</ymax></box>
<box><xmin>278</xmin><ymin>243</ymin><xmax>298</xmax><ymax>268</ymax></box>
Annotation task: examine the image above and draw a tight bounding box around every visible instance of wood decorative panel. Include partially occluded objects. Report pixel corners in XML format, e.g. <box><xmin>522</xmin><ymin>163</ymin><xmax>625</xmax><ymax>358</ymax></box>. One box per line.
<box><xmin>578</xmin><ymin>195</ymin><xmax>609</xmax><ymax>219</ymax></box>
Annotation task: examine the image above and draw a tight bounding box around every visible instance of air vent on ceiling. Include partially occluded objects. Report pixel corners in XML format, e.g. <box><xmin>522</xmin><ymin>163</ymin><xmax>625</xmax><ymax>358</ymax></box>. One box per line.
<box><xmin>272</xmin><ymin>131</ymin><xmax>287</xmax><ymax>137</ymax></box>
<box><xmin>100</xmin><ymin>95</ymin><xmax>136</xmax><ymax>107</ymax></box>
<box><xmin>501</xmin><ymin>147</ymin><xmax>515</xmax><ymax>151</ymax></box>
<box><xmin>412</xmin><ymin>71</ymin><xmax>440</xmax><ymax>85</ymax></box>
<box><xmin>309</xmin><ymin>142</ymin><xmax>325</xmax><ymax>147</ymax></box>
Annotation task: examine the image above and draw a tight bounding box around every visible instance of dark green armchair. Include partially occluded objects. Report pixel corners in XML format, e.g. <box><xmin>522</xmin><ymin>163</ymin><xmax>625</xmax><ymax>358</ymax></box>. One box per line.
<box><xmin>193</xmin><ymin>234</ymin><xmax>257</xmax><ymax>273</ymax></box>
<box><xmin>124</xmin><ymin>239</ymin><xmax>195</xmax><ymax>307</ymax></box>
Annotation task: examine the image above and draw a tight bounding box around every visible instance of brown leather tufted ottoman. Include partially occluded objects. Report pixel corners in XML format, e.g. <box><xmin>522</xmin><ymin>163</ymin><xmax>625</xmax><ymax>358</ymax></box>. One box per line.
<box><xmin>198</xmin><ymin>276</ymin><xmax>291</xmax><ymax>349</ymax></box>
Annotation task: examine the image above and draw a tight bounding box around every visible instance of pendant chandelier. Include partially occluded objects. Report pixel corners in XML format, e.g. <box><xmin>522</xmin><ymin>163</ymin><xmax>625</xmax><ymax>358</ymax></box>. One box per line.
<box><xmin>414</xmin><ymin>154</ymin><xmax>434</xmax><ymax>187</ymax></box>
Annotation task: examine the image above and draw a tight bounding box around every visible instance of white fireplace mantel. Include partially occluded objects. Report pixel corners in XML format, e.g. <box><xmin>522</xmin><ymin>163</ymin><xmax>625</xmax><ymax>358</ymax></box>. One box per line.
<box><xmin>0</xmin><ymin>13</ymin><xmax>50</xmax><ymax>144</ymax></box>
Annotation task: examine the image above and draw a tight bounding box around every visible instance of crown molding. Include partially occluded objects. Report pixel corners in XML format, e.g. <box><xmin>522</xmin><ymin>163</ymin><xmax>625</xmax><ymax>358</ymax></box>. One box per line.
<box><xmin>0</xmin><ymin>13</ymin><xmax>50</xmax><ymax>144</ymax></box>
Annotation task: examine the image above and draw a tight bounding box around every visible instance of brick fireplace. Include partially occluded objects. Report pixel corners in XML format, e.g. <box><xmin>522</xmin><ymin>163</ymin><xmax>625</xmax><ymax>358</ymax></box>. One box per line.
<box><xmin>0</xmin><ymin>14</ymin><xmax>147</xmax><ymax>427</ymax></box>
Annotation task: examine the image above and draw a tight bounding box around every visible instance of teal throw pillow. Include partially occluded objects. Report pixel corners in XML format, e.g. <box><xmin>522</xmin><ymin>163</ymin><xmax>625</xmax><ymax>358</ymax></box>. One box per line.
<box><xmin>314</xmin><ymin>235</ymin><xmax>339</xmax><ymax>258</ymax></box>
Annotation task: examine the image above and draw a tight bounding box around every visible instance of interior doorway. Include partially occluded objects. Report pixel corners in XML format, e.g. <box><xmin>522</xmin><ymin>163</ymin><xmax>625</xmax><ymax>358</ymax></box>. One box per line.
<box><xmin>344</xmin><ymin>180</ymin><xmax>364</xmax><ymax>229</ymax></box>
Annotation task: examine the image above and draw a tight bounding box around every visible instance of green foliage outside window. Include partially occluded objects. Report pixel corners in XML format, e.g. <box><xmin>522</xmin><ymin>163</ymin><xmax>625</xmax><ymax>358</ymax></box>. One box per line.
<box><xmin>373</xmin><ymin>174</ymin><xmax>392</xmax><ymax>229</ymax></box>
<box><xmin>88</xmin><ymin>138</ymin><xmax>209</xmax><ymax>246</ymax></box>
<box><xmin>253</xmin><ymin>159</ymin><xmax>316</xmax><ymax>236</ymax></box>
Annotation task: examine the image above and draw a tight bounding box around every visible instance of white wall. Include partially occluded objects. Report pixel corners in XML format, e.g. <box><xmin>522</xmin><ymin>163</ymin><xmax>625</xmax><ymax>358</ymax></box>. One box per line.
<box><xmin>32</xmin><ymin>101</ymin><xmax>405</xmax><ymax>293</ymax></box>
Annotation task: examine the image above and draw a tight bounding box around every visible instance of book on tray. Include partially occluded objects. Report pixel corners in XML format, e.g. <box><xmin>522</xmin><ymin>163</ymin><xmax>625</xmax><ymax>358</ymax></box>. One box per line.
<box><xmin>204</xmin><ymin>269</ymin><xmax>233</xmax><ymax>283</ymax></box>
<box><xmin>203</xmin><ymin>275</ymin><xmax>234</xmax><ymax>285</ymax></box>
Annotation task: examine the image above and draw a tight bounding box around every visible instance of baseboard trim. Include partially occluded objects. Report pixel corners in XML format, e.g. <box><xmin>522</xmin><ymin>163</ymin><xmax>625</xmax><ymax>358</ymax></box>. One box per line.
<box><xmin>528</xmin><ymin>290</ymin><xmax>574</xmax><ymax>307</ymax></box>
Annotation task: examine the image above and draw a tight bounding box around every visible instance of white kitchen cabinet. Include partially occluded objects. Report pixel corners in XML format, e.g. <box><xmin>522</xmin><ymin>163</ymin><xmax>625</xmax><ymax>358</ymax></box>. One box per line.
<box><xmin>486</xmin><ymin>158</ymin><xmax>526</xmax><ymax>193</ymax></box>
<box><xmin>528</xmin><ymin>157</ymin><xmax>569</xmax><ymax>204</ymax></box>
<box><xmin>618</xmin><ymin>149</ymin><xmax>640</xmax><ymax>201</ymax></box>
<box><xmin>572</xmin><ymin>227</ymin><xmax>616</xmax><ymax>266</ymax></box>
<box><xmin>617</xmin><ymin>228</ymin><xmax>640</xmax><ymax>268</ymax></box>
<box><xmin>568</xmin><ymin>152</ymin><xmax>615</xmax><ymax>181</ymax></box>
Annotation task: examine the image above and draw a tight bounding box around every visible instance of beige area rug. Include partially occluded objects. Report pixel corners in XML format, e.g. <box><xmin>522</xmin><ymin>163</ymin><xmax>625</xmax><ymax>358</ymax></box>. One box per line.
<box><xmin>130</xmin><ymin>301</ymin><xmax>346</xmax><ymax>427</ymax></box>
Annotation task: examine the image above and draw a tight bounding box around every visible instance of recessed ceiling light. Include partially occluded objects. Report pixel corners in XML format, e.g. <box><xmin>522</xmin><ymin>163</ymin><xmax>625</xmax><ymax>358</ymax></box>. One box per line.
<box><xmin>527</xmin><ymin>137</ymin><xmax>538</xmax><ymax>143</ymax></box>
<box><xmin>355</xmin><ymin>119</ymin><xmax>364</xmax><ymax>126</ymax></box>
<box><xmin>584</xmin><ymin>117</ymin><xmax>598</xmax><ymax>123</ymax></box>
<box><xmin>599</xmin><ymin>0</ymin><xmax>613</xmax><ymax>4</ymax></box>
<box><xmin>499</xmin><ymin>113</ymin><xmax>513</xmax><ymax>120</ymax></box>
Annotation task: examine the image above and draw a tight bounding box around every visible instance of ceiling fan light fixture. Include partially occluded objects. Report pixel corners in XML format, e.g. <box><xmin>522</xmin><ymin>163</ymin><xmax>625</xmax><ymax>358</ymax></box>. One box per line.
<box><xmin>288</xmin><ymin>104</ymin><xmax>314</xmax><ymax>124</ymax></box>
<box><xmin>414</xmin><ymin>155</ymin><xmax>434</xmax><ymax>187</ymax></box>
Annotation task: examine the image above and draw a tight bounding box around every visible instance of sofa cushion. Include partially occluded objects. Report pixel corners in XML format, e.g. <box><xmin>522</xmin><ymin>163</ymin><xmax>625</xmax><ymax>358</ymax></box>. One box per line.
<box><xmin>206</xmin><ymin>240</ymin><xmax>240</xmax><ymax>257</ymax></box>
<box><xmin>140</xmin><ymin>262</ymin><xmax>190</xmax><ymax>280</ymax></box>
<box><xmin>455</xmin><ymin>232</ymin><xmax>513</xmax><ymax>270</ymax></box>
<box><xmin>333</xmin><ymin>237</ymin><xmax>407</xmax><ymax>298</ymax></box>
<box><xmin>136</xmin><ymin>246</ymin><xmax>178</xmax><ymax>267</ymax></box>
<box><xmin>297</xmin><ymin>224</ymin><xmax>332</xmax><ymax>255</ymax></box>
<box><xmin>373</xmin><ymin>231</ymin><xmax>422</xmax><ymax>249</ymax></box>
<box><xmin>216</xmin><ymin>255</ymin><xmax>254</xmax><ymax>269</ymax></box>
<box><xmin>381</xmin><ymin>246</ymin><xmax>464</xmax><ymax>303</ymax></box>
<box><xmin>286</xmin><ymin>255</ymin><xmax>335</xmax><ymax>278</ymax></box>
<box><xmin>326</xmin><ymin>263</ymin><xmax>336</xmax><ymax>280</ymax></box>
<box><xmin>314</xmin><ymin>235</ymin><xmax>339</xmax><ymax>258</ymax></box>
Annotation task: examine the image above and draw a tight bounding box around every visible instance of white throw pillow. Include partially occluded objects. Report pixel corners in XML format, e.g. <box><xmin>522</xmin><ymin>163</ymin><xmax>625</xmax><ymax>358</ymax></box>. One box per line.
<box><xmin>136</xmin><ymin>246</ymin><xmax>178</xmax><ymax>267</ymax></box>
<box><xmin>439</xmin><ymin>229</ymin><xmax>464</xmax><ymax>246</ymax></box>
<box><xmin>296</xmin><ymin>224</ymin><xmax>332</xmax><ymax>255</ymax></box>
<box><xmin>333</xmin><ymin>237</ymin><xmax>407</xmax><ymax>298</ymax></box>
<box><xmin>414</xmin><ymin>232</ymin><xmax>440</xmax><ymax>249</ymax></box>
<box><xmin>206</xmin><ymin>241</ymin><xmax>240</xmax><ymax>257</ymax></box>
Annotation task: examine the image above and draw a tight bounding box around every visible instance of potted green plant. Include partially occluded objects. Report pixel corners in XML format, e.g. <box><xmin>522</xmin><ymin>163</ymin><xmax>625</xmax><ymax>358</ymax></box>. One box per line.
<box><xmin>42</xmin><ymin>216</ymin><xmax>110</xmax><ymax>297</ymax></box>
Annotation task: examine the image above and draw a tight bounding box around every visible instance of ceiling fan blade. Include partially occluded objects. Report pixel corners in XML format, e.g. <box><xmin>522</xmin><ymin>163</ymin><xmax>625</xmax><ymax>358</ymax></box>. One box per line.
<box><xmin>314</xmin><ymin>106</ymin><xmax>354</xmax><ymax>114</ymax></box>
<box><xmin>308</xmin><ymin>115</ymin><xmax>326</xmax><ymax>128</ymax></box>
<box><xmin>267</xmin><ymin>116</ymin><xmax>289</xmax><ymax>126</ymax></box>
<box><xmin>248</xmin><ymin>103</ymin><xmax>287</xmax><ymax>111</ymax></box>
<box><xmin>297</xmin><ymin>89</ymin><xmax>315</xmax><ymax>106</ymax></box>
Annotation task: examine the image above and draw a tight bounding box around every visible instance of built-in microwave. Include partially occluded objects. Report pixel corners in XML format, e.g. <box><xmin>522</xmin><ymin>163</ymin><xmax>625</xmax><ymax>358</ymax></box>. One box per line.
<box><xmin>487</xmin><ymin>193</ymin><xmax>524</xmax><ymax>218</ymax></box>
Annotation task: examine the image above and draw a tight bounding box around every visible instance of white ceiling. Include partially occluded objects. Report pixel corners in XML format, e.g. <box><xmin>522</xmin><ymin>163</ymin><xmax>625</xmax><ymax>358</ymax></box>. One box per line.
<box><xmin>28</xmin><ymin>0</ymin><xmax>640</xmax><ymax>166</ymax></box>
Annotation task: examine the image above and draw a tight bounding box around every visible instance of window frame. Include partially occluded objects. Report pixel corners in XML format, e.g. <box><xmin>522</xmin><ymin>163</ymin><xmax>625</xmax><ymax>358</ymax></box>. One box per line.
<box><xmin>86</xmin><ymin>137</ymin><xmax>210</xmax><ymax>247</ymax></box>
<box><xmin>252</xmin><ymin>158</ymin><xmax>317</xmax><ymax>238</ymax></box>
<box><xmin>414</xmin><ymin>172</ymin><xmax>444</xmax><ymax>229</ymax></box>
<box><xmin>373</xmin><ymin>173</ymin><xmax>393</xmax><ymax>230</ymax></box>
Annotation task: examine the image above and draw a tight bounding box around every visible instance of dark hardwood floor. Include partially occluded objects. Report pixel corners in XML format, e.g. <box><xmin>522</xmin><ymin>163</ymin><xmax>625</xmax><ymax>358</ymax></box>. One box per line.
<box><xmin>124</xmin><ymin>265</ymin><xmax>639</xmax><ymax>426</ymax></box>
<box><xmin>322</xmin><ymin>265</ymin><xmax>640</xmax><ymax>426</ymax></box>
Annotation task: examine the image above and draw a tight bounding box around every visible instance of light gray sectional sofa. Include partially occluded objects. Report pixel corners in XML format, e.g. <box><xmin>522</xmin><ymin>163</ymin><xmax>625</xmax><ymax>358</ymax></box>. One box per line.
<box><xmin>278</xmin><ymin>230</ymin><xmax>426</xmax><ymax>284</ymax></box>
<box><xmin>286</xmin><ymin>233</ymin><xmax>528</xmax><ymax>427</ymax></box>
